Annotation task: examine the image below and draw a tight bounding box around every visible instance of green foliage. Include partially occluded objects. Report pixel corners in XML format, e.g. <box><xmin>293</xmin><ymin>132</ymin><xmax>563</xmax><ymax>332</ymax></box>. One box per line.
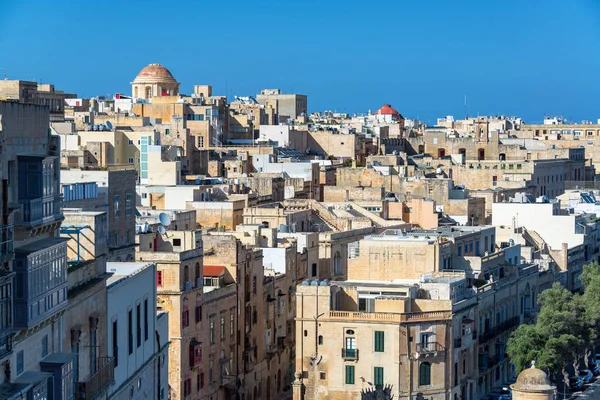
<box><xmin>507</xmin><ymin>264</ymin><xmax>600</xmax><ymax>378</ymax></box>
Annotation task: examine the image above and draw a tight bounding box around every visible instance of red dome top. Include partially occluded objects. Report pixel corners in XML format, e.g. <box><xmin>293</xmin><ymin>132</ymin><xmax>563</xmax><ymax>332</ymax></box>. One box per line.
<box><xmin>375</xmin><ymin>104</ymin><xmax>402</xmax><ymax>117</ymax></box>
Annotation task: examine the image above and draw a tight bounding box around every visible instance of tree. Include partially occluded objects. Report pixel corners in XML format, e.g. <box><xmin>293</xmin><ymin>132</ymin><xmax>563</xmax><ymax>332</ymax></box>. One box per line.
<box><xmin>507</xmin><ymin>283</ymin><xmax>590</xmax><ymax>379</ymax></box>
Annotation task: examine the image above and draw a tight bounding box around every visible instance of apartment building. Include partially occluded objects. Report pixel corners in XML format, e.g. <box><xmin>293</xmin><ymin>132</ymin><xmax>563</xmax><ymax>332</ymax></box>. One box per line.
<box><xmin>136</xmin><ymin>224</ymin><xmax>203</xmax><ymax>400</ymax></box>
<box><xmin>0</xmin><ymin>101</ymin><xmax>75</xmax><ymax>399</ymax></box>
<box><xmin>292</xmin><ymin>227</ymin><xmax>548</xmax><ymax>400</ymax></box>
<box><xmin>61</xmin><ymin>166</ymin><xmax>137</xmax><ymax>262</ymax></box>
<box><xmin>106</xmin><ymin>262</ymin><xmax>170</xmax><ymax>400</ymax></box>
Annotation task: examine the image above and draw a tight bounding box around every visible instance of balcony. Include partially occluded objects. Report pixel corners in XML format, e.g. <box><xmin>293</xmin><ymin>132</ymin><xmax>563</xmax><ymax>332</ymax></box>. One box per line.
<box><xmin>189</xmin><ymin>341</ymin><xmax>202</xmax><ymax>368</ymax></box>
<box><xmin>416</xmin><ymin>342</ymin><xmax>445</xmax><ymax>357</ymax></box>
<box><xmin>16</xmin><ymin>195</ymin><xmax>63</xmax><ymax>228</ymax></box>
<box><xmin>0</xmin><ymin>225</ymin><xmax>14</xmax><ymax>261</ymax></box>
<box><xmin>341</xmin><ymin>348</ymin><xmax>359</xmax><ymax>361</ymax></box>
<box><xmin>0</xmin><ymin>333</ymin><xmax>13</xmax><ymax>360</ymax></box>
<box><xmin>78</xmin><ymin>357</ymin><xmax>114</xmax><ymax>400</ymax></box>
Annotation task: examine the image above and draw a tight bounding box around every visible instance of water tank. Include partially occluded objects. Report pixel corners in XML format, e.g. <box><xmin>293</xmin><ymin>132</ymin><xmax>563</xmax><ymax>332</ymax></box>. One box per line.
<box><xmin>93</xmin><ymin>125</ymin><xmax>99</xmax><ymax>131</ymax></box>
<box><xmin>310</xmin><ymin>280</ymin><xmax>320</xmax><ymax>286</ymax></box>
<box><xmin>87</xmin><ymin>124</ymin><xmax>93</xmax><ymax>131</ymax></box>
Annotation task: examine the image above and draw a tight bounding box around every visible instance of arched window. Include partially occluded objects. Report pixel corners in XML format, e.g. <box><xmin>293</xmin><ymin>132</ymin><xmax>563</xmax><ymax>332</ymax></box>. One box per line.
<box><xmin>458</xmin><ymin>148</ymin><xmax>466</xmax><ymax>155</ymax></box>
<box><xmin>478</xmin><ymin>149</ymin><xmax>485</xmax><ymax>161</ymax></box>
<box><xmin>499</xmin><ymin>153</ymin><xmax>506</xmax><ymax>161</ymax></box>
<box><xmin>145</xmin><ymin>86</ymin><xmax>152</xmax><ymax>99</ymax></box>
<box><xmin>195</xmin><ymin>263</ymin><xmax>201</xmax><ymax>282</ymax></box>
<box><xmin>333</xmin><ymin>251</ymin><xmax>342</xmax><ymax>275</ymax></box>
<box><xmin>419</xmin><ymin>362</ymin><xmax>431</xmax><ymax>386</ymax></box>
<box><xmin>318</xmin><ymin>335</ymin><xmax>323</xmax><ymax>345</ymax></box>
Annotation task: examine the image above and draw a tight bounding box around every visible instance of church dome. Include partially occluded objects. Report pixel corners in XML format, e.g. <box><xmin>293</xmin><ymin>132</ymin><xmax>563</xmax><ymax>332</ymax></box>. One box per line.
<box><xmin>375</xmin><ymin>104</ymin><xmax>403</xmax><ymax>118</ymax></box>
<box><xmin>511</xmin><ymin>362</ymin><xmax>555</xmax><ymax>393</ymax></box>
<box><xmin>132</xmin><ymin>63</ymin><xmax>177</xmax><ymax>84</ymax></box>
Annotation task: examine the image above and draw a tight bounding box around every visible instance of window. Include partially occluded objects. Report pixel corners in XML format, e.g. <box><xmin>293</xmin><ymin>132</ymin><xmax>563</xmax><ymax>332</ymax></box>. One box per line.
<box><xmin>173</xmin><ymin>238</ymin><xmax>182</xmax><ymax>247</ymax></box>
<box><xmin>156</xmin><ymin>271</ymin><xmax>163</xmax><ymax>287</ymax></box>
<box><xmin>136</xmin><ymin>303</ymin><xmax>141</xmax><ymax>348</ymax></box>
<box><xmin>128</xmin><ymin>157</ymin><xmax>134</xmax><ymax>164</ymax></box>
<box><xmin>230</xmin><ymin>314</ymin><xmax>234</xmax><ymax>335</ymax></box>
<box><xmin>200</xmin><ymin>372</ymin><xmax>205</xmax><ymax>389</ymax></box>
<box><xmin>374</xmin><ymin>331</ymin><xmax>385</xmax><ymax>352</ymax></box>
<box><xmin>320</xmin><ymin>371</ymin><xmax>326</xmax><ymax>380</ymax></box>
<box><xmin>345</xmin><ymin>365</ymin><xmax>355</xmax><ymax>384</ymax></box>
<box><xmin>113</xmin><ymin>320</ymin><xmax>118</xmax><ymax>367</ymax></box>
<box><xmin>252</xmin><ymin>276</ymin><xmax>257</xmax><ymax>293</ymax></box>
<box><xmin>318</xmin><ymin>335</ymin><xmax>323</xmax><ymax>345</ymax></box>
<box><xmin>198</xmin><ymin>136</ymin><xmax>204</xmax><ymax>148</ymax></box>
<box><xmin>182</xmin><ymin>310</ymin><xmax>189</xmax><ymax>328</ymax></box>
<box><xmin>165</xmin><ymin>129</ymin><xmax>170</xmax><ymax>135</ymax></box>
<box><xmin>128</xmin><ymin>139</ymin><xmax>134</xmax><ymax>146</ymax></box>
<box><xmin>195</xmin><ymin>305</ymin><xmax>202</xmax><ymax>323</ymax></box>
<box><xmin>17</xmin><ymin>350</ymin><xmax>23</xmax><ymax>374</ymax></box>
<box><xmin>42</xmin><ymin>334</ymin><xmax>48</xmax><ymax>357</ymax></box>
<box><xmin>128</xmin><ymin>310</ymin><xmax>133</xmax><ymax>355</ymax></box>
<box><xmin>210</xmin><ymin>321</ymin><xmax>215</xmax><ymax>344</ymax></box>
<box><xmin>114</xmin><ymin>195</ymin><xmax>120</xmax><ymax>219</ymax></box>
<box><xmin>457</xmin><ymin>246</ymin><xmax>462</xmax><ymax>257</ymax></box>
<box><xmin>144</xmin><ymin>299</ymin><xmax>149</xmax><ymax>341</ymax></box>
<box><xmin>126</xmin><ymin>193</ymin><xmax>132</xmax><ymax>218</ymax></box>
<box><xmin>220</xmin><ymin>317</ymin><xmax>225</xmax><ymax>340</ymax></box>
<box><xmin>184</xmin><ymin>379</ymin><xmax>191</xmax><ymax>396</ymax></box>
<box><xmin>90</xmin><ymin>325</ymin><xmax>97</xmax><ymax>373</ymax></box>
<box><xmin>374</xmin><ymin>367</ymin><xmax>384</xmax><ymax>387</ymax></box>
<box><xmin>419</xmin><ymin>362</ymin><xmax>431</xmax><ymax>386</ymax></box>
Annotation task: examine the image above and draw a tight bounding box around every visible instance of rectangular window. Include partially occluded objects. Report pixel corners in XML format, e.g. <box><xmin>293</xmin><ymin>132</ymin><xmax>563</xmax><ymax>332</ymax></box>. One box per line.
<box><xmin>128</xmin><ymin>310</ymin><xmax>133</xmax><ymax>355</ymax></box>
<box><xmin>126</xmin><ymin>193</ymin><xmax>132</xmax><ymax>218</ymax></box>
<box><xmin>230</xmin><ymin>314</ymin><xmax>234</xmax><ymax>335</ymax></box>
<box><xmin>165</xmin><ymin>129</ymin><xmax>170</xmax><ymax>135</ymax></box>
<box><xmin>113</xmin><ymin>320</ymin><xmax>118</xmax><ymax>367</ymax></box>
<box><xmin>136</xmin><ymin>303</ymin><xmax>141</xmax><ymax>348</ymax></box>
<box><xmin>374</xmin><ymin>331</ymin><xmax>385</xmax><ymax>352</ymax></box>
<box><xmin>374</xmin><ymin>367</ymin><xmax>384</xmax><ymax>387</ymax></box>
<box><xmin>144</xmin><ymin>299</ymin><xmax>149</xmax><ymax>341</ymax></box>
<box><xmin>195</xmin><ymin>305</ymin><xmax>202</xmax><ymax>323</ymax></box>
<box><xmin>210</xmin><ymin>321</ymin><xmax>215</xmax><ymax>344</ymax></box>
<box><xmin>198</xmin><ymin>136</ymin><xmax>204</xmax><ymax>148</ymax></box>
<box><xmin>128</xmin><ymin>157</ymin><xmax>134</xmax><ymax>163</ymax></box>
<box><xmin>173</xmin><ymin>238</ymin><xmax>182</xmax><ymax>247</ymax></box>
<box><xmin>17</xmin><ymin>350</ymin><xmax>23</xmax><ymax>374</ymax></box>
<box><xmin>182</xmin><ymin>310</ymin><xmax>189</xmax><ymax>328</ymax></box>
<box><xmin>184</xmin><ymin>379</ymin><xmax>191</xmax><ymax>396</ymax></box>
<box><xmin>457</xmin><ymin>246</ymin><xmax>462</xmax><ymax>257</ymax></box>
<box><xmin>128</xmin><ymin>139</ymin><xmax>134</xmax><ymax>145</ymax></box>
<box><xmin>200</xmin><ymin>372</ymin><xmax>205</xmax><ymax>388</ymax></box>
<box><xmin>220</xmin><ymin>317</ymin><xmax>225</xmax><ymax>340</ymax></box>
<box><xmin>42</xmin><ymin>334</ymin><xmax>48</xmax><ymax>357</ymax></box>
<box><xmin>345</xmin><ymin>365</ymin><xmax>355</xmax><ymax>384</ymax></box>
<box><xmin>113</xmin><ymin>195</ymin><xmax>120</xmax><ymax>219</ymax></box>
<box><xmin>156</xmin><ymin>271</ymin><xmax>163</xmax><ymax>286</ymax></box>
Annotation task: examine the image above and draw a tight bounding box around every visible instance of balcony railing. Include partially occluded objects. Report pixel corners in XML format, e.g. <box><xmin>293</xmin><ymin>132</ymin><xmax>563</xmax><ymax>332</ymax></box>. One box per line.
<box><xmin>328</xmin><ymin>310</ymin><xmax>452</xmax><ymax>323</ymax></box>
<box><xmin>417</xmin><ymin>342</ymin><xmax>445</xmax><ymax>354</ymax></box>
<box><xmin>478</xmin><ymin>317</ymin><xmax>521</xmax><ymax>343</ymax></box>
<box><xmin>78</xmin><ymin>356</ymin><xmax>114</xmax><ymax>400</ymax></box>
<box><xmin>0</xmin><ymin>225</ymin><xmax>14</xmax><ymax>258</ymax></box>
<box><xmin>341</xmin><ymin>348</ymin><xmax>359</xmax><ymax>360</ymax></box>
<box><xmin>0</xmin><ymin>334</ymin><xmax>13</xmax><ymax>359</ymax></box>
<box><xmin>17</xmin><ymin>195</ymin><xmax>62</xmax><ymax>227</ymax></box>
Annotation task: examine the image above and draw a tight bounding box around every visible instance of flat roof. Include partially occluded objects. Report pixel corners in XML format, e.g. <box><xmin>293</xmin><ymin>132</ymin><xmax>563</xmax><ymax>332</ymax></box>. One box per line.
<box><xmin>15</xmin><ymin>237</ymin><xmax>68</xmax><ymax>253</ymax></box>
<box><xmin>106</xmin><ymin>262</ymin><xmax>154</xmax><ymax>287</ymax></box>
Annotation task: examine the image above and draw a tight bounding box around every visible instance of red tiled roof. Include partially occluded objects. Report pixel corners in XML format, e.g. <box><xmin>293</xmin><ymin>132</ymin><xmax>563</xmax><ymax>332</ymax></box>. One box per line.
<box><xmin>203</xmin><ymin>265</ymin><xmax>225</xmax><ymax>277</ymax></box>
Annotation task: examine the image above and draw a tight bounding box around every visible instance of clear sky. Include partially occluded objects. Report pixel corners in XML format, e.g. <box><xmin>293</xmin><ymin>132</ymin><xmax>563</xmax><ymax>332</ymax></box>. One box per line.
<box><xmin>1</xmin><ymin>0</ymin><xmax>600</xmax><ymax>124</ymax></box>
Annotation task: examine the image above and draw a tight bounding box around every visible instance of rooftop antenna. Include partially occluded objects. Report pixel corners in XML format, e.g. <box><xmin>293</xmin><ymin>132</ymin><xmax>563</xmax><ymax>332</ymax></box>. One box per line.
<box><xmin>2</xmin><ymin>70</ymin><xmax>6</xmax><ymax>80</ymax></box>
<box><xmin>464</xmin><ymin>95</ymin><xmax>468</xmax><ymax>119</ymax></box>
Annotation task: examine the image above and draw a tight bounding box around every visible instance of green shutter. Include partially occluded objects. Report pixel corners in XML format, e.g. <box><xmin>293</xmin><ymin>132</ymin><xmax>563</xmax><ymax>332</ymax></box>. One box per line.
<box><xmin>374</xmin><ymin>367</ymin><xmax>384</xmax><ymax>386</ymax></box>
<box><xmin>345</xmin><ymin>365</ymin><xmax>355</xmax><ymax>384</ymax></box>
<box><xmin>374</xmin><ymin>331</ymin><xmax>384</xmax><ymax>352</ymax></box>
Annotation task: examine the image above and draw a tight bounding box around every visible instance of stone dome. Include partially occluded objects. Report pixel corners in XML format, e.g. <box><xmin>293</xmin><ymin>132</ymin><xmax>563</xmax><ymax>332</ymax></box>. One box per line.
<box><xmin>511</xmin><ymin>362</ymin><xmax>555</xmax><ymax>393</ymax></box>
<box><xmin>132</xmin><ymin>63</ymin><xmax>177</xmax><ymax>84</ymax></box>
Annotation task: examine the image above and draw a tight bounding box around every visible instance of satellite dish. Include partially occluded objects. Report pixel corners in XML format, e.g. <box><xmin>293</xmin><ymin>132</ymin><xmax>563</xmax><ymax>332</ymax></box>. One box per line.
<box><xmin>158</xmin><ymin>212</ymin><xmax>171</xmax><ymax>226</ymax></box>
<box><xmin>106</xmin><ymin>121</ymin><xmax>113</xmax><ymax>130</ymax></box>
<box><xmin>157</xmin><ymin>225</ymin><xmax>166</xmax><ymax>235</ymax></box>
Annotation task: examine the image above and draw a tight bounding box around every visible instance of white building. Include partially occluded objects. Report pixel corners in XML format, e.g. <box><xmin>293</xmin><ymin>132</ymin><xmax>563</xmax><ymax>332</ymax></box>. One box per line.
<box><xmin>106</xmin><ymin>262</ymin><xmax>169</xmax><ymax>400</ymax></box>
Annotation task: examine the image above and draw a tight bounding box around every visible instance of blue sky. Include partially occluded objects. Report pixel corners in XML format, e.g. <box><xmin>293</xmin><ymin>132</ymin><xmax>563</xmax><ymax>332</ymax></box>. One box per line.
<box><xmin>1</xmin><ymin>0</ymin><xmax>600</xmax><ymax>124</ymax></box>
